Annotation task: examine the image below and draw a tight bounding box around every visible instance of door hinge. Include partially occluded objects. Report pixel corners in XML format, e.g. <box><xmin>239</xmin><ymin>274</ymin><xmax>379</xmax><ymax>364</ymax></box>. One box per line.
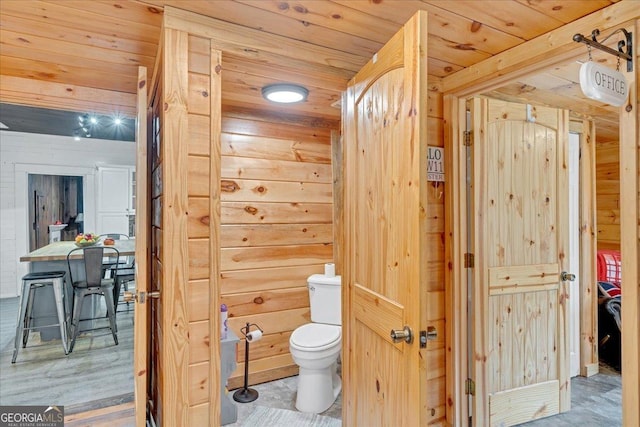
<box><xmin>463</xmin><ymin>130</ymin><xmax>473</xmax><ymax>146</ymax></box>
<box><xmin>464</xmin><ymin>253</ymin><xmax>474</xmax><ymax>268</ymax></box>
<box><xmin>465</xmin><ymin>378</ymin><xmax>475</xmax><ymax>396</ymax></box>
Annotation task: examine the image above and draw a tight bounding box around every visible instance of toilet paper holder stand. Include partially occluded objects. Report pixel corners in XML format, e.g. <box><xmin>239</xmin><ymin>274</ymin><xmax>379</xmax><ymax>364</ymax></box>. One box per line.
<box><xmin>233</xmin><ymin>322</ymin><xmax>264</xmax><ymax>403</ymax></box>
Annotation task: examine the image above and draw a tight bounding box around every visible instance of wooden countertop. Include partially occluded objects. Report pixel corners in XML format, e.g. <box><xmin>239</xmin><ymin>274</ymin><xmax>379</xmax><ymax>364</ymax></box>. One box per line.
<box><xmin>20</xmin><ymin>240</ymin><xmax>135</xmax><ymax>262</ymax></box>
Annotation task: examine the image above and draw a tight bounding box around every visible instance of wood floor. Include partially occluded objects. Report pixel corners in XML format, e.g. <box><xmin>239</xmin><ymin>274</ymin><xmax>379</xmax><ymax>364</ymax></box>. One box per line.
<box><xmin>64</xmin><ymin>401</ymin><xmax>135</xmax><ymax>426</ymax></box>
<box><xmin>0</xmin><ymin>296</ymin><xmax>135</xmax><ymax>411</ymax></box>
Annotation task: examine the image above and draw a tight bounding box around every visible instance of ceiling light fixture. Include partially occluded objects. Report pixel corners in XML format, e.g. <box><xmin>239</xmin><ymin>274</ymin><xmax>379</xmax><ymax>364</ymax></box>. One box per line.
<box><xmin>261</xmin><ymin>84</ymin><xmax>308</xmax><ymax>104</ymax></box>
<box><xmin>114</xmin><ymin>118</ymin><xmax>122</xmax><ymax>125</ymax></box>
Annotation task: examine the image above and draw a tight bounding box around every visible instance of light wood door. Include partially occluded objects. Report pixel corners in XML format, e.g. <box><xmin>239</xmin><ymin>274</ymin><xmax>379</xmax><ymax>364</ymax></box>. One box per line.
<box><xmin>470</xmin><ymin>98</ymin><xmax>570</xmax><ymax>426</ymax></box>
<box><xmin>342</xmin><ymin>11</ymin><xmax>429</xmax><ymax>427</ymax></box>
<box><xmin>133</xmin><ymin>66</ymin><xmax>149</xmax><ymax>426</ymax></box>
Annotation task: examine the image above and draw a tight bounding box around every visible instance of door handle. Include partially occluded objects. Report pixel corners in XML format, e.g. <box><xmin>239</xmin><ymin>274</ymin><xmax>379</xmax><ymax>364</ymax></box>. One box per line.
<box><xmin>390</xmin><ymin>326</ymin><xmax>413</xmax><ymax>344</ymax></box>
<box><xmin>561</xmin><ymin>271</ymin><xmax>576</xmax><ymax>281</ymax></box>
<box><xmin>123</xmin><ymin>290</ymin><xmax>160</xmax><ymax>304</ymax></box>
<box><xmin>123</xmin><ymin>291</ymin><xmax>136</xmax><ymax>303</ymax></box>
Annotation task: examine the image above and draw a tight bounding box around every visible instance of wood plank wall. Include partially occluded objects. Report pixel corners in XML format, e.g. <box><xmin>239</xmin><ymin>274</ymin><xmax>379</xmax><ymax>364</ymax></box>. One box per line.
<box><xmin>156</xmin><ymin>11</ymin><xmax>447</xmax><ymax>419</ymax></box>
<box><xmin>218</xmin><ymin>105</ymin><xmax>338</xmax><ymax>389</ymax></box>
<box><xmin>150</xmin><ymin>27</ymin><xmax>222</xmax><ymax>425</ymax></box>
<box><xmin>596</xmin><ymin>139</ymin><xmax>620</xmax><ymax>250</ymax></box>
<box><xmin>182</xmin><ymin>34</ymin><xmax>221</xmax><ymax>425</ymax></box>
<box><xmin>185</xmin><ymin>32</ymin><xmax>338</xmax><ymax>392</ymax></box>
<box><xmin>425</xmin><ymin>78</ymin><xmax>447</xmax><ymax>425</ymax></box>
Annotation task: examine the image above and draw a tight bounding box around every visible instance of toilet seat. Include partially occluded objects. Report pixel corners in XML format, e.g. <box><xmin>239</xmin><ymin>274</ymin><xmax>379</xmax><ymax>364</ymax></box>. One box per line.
<box><xmin>290</xmin><ymin>323</ymin><xmax>341</xmax><ymax>351</ymax></box>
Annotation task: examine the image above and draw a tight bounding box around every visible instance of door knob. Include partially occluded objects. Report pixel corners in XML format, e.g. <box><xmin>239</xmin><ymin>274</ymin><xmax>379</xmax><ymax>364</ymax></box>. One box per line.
<box><xmin>123</xmin><ymin>291</ymin><xmax>136</xmax><ymax>303</ymax></box>
<box><xmin>390</xmin><ymin>326</ymin><xmax>413</xmax><ymax>344</ymax></box>
<box><xmin>561</xmin><ymin>271</ymin><xmax>576</xmax><ymax>281</ymax></box>
<box><xmin>124</xmin><ymin>290</ymin><xmax>160</xmax><ymax>304</ymax></box>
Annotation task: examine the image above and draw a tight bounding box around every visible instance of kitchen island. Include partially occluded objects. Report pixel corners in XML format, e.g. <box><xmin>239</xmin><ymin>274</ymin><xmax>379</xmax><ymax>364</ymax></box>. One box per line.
<box><xmin>20</xmin><ymin>239</ymin><xmax>135</xmax><ymax>340</ymax></box>
<box><xmin>20</xmin><ymin>240</ymin><xmax>135</xmax><ymax>262</ymax></box>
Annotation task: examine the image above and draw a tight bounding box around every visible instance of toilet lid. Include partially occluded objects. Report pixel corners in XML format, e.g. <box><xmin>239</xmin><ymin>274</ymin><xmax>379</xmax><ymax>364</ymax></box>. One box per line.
<box><xmin>291</xmin><ymin>324</ymin><xmax>341</xmax><ymax>348</ymax></box>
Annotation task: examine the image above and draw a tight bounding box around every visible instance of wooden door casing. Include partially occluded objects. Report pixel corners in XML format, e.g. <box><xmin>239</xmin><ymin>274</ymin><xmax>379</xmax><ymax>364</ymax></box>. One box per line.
<box><xmin>342</xmin><ymin>11</ymin><xmax>429</xmax><ymax>427</ymax></box>
<box><xmin>471</xmin><ymin>98</ymin><xmax>570</xmax><ymax>426</ymax></box>
<box><xmin>133</xmin><ymin>65</ymin><xmax>150</xmax><ymax>427</ymax></box>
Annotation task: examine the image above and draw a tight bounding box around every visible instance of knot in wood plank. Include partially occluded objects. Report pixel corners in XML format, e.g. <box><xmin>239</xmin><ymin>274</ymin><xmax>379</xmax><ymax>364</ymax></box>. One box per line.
<box><xmin>221</xmin><ymin>180</ymin><xmax>240</xmax><ymax>192</ymax></box>
<box><xmin>244</xmin><ymin>206</ymin><xmax>258</xmax><ymax>215</ymax></box>
<box><xmin>293</xmin><ymin>4</ymin><xmax>308</xmax><ymax>13</ymax></box>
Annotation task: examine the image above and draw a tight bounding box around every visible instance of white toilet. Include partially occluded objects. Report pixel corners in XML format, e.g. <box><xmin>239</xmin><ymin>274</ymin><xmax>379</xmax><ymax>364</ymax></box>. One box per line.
<box><xmin>289</xmin><ymin>273</ymin><xmax>342</xmax><ymax>413</ymax></box>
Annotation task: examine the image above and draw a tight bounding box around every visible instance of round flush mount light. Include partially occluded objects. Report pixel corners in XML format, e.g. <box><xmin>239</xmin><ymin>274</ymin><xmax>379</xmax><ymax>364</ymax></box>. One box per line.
<box><xmin>261</xmin><ymin>84</ymin><xmax>308</xmax><ymax>104</ymax></box>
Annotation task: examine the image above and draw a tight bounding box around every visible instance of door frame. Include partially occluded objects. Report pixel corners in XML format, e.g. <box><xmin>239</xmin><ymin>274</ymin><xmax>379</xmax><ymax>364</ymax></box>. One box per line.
<box><xmin>466</xmin><ymin>97</ymin><xmax>573</xmax><ymax>425</ymax></box>
<box><xmin>133</xmin><ymin>65</ymin><xmax>149</xmax><ymax>427</ymax></box>
<box><xmin>443</xmin><ymin>6</ymin><xmax>638</xmax><ymax>426</ymax></box>
<box><xmin>14</xmin><ymin>164</ymin><xmax>96</xmax><ymax>296</ymax></box>
<box><xmin>569</xmin><ymin>119</ymin><xmax>599</xmax><ymax>379</ymax></box>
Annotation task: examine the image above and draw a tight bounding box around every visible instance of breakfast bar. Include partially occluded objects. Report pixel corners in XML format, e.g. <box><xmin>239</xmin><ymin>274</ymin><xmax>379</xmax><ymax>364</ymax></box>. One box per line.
<box><xmin>20</xmin><ymin>240</ymin><xmax>135</xmax><ymax>263</ymax></box>
<box><xmin>20</xmin><ymin>240</ymin><xmax>135</xmax><ymax>340</ymax></box>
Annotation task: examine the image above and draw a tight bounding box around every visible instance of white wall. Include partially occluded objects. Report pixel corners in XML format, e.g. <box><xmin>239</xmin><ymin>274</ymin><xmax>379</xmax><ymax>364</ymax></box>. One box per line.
<box><xmin>0</xmin><ymin>131</ymin><xmax>135</xmax><ymax>298</ymax></box>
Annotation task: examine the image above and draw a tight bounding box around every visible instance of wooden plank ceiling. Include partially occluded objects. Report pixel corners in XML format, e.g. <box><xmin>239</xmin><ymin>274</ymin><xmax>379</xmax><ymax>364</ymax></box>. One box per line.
<box><xmin>0</xmin><ymin>0</ymin><xmax>623</xmax><ymax>139</ymax></box>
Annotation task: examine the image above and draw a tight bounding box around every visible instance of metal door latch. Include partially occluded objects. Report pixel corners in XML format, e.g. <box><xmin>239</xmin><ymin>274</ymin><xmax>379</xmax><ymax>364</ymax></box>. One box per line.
<box><xmin>123</xmin><ymin>290</ymin><xmax>159</xmax><ymax>304</ymax></box>
<box><xmin>561</xmin><ymin>271</ymin><xmax>576</xmax><ymax>281</ymax></box>
<box><xmin>419</xmin><ymin>327</ymin><xmax>438</xmax><ymax>348</ymax></box>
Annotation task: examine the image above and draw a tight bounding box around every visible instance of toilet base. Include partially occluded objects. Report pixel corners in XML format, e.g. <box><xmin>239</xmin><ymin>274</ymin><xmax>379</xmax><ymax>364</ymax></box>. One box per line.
<box><xmin>295</xmin><ymin>361</ymin><xmax>342</xmax><ymax>414</ymax></box>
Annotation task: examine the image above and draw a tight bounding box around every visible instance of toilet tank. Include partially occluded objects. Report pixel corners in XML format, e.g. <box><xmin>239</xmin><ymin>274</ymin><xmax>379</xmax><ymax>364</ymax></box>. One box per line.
<box><xmin>307</xmin><ymin>274</ymin><xmax>341</xmax><ymax>325</ymax></box>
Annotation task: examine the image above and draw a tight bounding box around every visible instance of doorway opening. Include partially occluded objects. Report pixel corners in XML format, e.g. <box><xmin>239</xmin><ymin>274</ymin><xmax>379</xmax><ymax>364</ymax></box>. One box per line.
<box><xmin>28</xmin><ymin>174</ymin><xmax>84</xmax><ymax>251</ymax></box>
<box><xmin>447</xmin><ymin>51</ymin><xmax>630</xmax><ymax>424</ymax></box>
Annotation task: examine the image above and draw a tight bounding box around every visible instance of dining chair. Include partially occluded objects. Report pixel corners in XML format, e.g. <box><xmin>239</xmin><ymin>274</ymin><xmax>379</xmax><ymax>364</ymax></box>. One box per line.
<box><xmin>99</xmin><ymin>233</ymin><xmax>135</xmax><ymax>312</ymax></box>
<box><xmin>112</xmin><ymin>262</ymin><xmax>135</xmax><ymax>313</ymax></box>
<box><xmin>98</xmin><ymin>233</ymin><xmax>133</xmax><ymax>270</ymax></box>
<box><xmin>67</xmin><ymin>246</ymin><xmax>119</xmax><ymax>352</ymax></box>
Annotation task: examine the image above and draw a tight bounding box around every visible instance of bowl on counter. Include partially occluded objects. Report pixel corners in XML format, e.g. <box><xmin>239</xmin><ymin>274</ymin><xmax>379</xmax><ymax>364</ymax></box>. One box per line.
<box><xmin>74</xmin><ymin>233</ymin><xmax>100</xmax><ymax>247</ymax></box>
<box><xmin>75</xmin><ymin>239</ymin><xmax>100</xmax><ymax>247</ymax></box>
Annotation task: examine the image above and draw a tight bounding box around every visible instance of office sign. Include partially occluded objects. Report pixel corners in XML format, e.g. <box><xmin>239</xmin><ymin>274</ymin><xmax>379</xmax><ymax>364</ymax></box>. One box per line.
<box><xmin>579</xmin><ymin>61</ymin><xmax>628</xmax><ymax>107</ymax></box>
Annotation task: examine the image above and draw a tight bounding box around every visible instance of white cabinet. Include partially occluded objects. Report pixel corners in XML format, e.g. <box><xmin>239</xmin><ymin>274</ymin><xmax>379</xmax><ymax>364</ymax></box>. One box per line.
<box><xmin>96</xmin><ymin>166</ymin><xmax>135</xmax><ymax>236</ymax></box>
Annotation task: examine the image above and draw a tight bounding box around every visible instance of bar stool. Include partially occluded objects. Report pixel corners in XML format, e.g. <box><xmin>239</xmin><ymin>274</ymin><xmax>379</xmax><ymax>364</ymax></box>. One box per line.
<box><xmin>12</xmin><ymin>271</ymin><xmax>69</xmax><ymax>363</ymax></box>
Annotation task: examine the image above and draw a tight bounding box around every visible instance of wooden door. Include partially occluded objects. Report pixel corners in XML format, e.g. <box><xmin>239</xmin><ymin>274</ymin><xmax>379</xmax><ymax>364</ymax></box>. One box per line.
<box><xmin>342</xmin><ymin>11</ymin><xmax>428</xmax><ymax>427</ymax></box>
<box><xmin>133</xmin><ymin>65</ymin><xmax>150</xmax><ymax>426</ymax></box>
<box><xmin>28</xmin><ymin>174</ymin><xmax>67</xmax><ymax>250</ymax></box>
<box><xmin>470</xmin><ymin>97</ymin><xmax>570</xmax><ymax>426</ymax></box>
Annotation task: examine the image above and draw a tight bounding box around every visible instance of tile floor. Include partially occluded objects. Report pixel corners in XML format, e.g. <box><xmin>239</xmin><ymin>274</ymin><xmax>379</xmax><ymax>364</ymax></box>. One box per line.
<box><xmin>1</xmin><ymin>296</ymin><xmax>622</xmax><ymax>426</ymax></box>
<box><xmin>227</xmin><ymin>364</ymin><xmax>621</xmax><ymax>426</ymax></box>
<box><xmin>55</xmin><ymin>364</ymin><xmax>622</xmax><ymax>426</ymax></box>
<box><xmin>523</xmin><ymin>363</ymin><xmax>622</xmax><ymax>426</ymax></box>
<box><xmin>227</xmin><ymin>375</ymin><xmax>342</xmax><ymax>426</ymax></box>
